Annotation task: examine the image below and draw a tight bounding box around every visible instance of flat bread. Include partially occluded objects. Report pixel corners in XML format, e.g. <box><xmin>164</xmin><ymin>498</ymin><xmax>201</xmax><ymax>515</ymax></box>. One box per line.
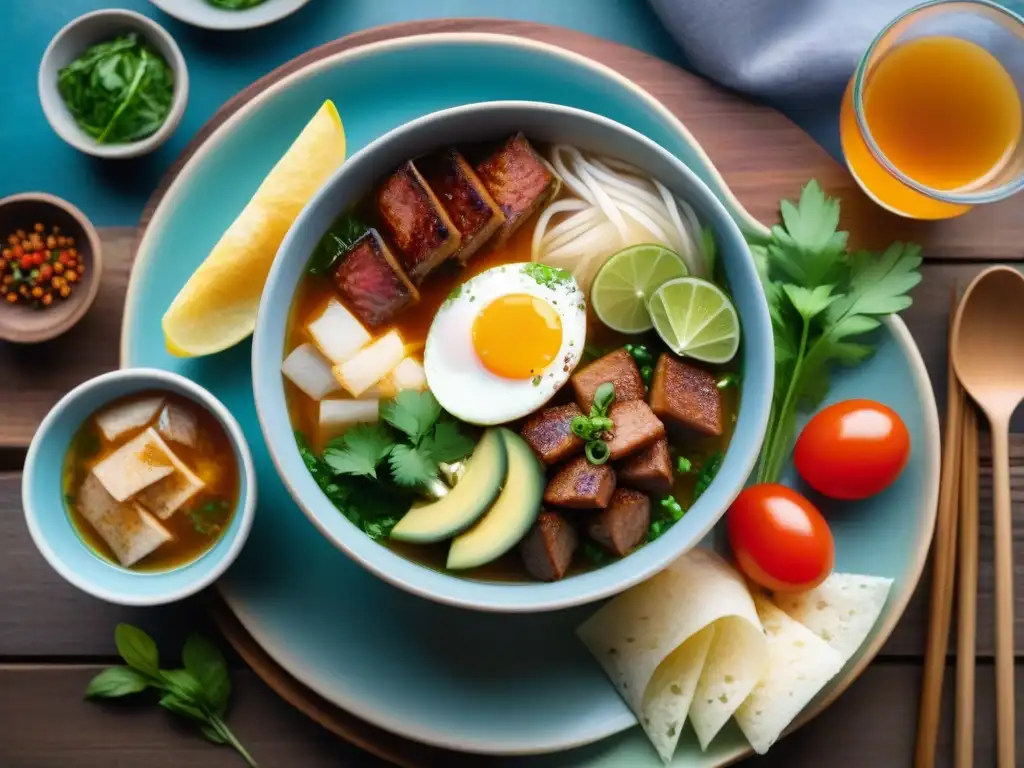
<box><xmin>734</xmin><ymin>595</ymin><xmax>845</xmax><ymax>754</ymax></box>
<box><xmin>772</xmin><ymin>573</ymin><xmax>893</xmax><ymax>662</ymax></box>
<box><xmin>576</xmin><ymin>549</ymin><xmax>766</xmax><ymax>762</ymax></box>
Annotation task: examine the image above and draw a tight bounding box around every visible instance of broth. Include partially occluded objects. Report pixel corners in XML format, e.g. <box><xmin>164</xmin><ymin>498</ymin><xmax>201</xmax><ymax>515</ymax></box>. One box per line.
<box><xmin>63</xmin><ymin>391</ymin><xmax>240</xmax><ymax>572</ymax></box>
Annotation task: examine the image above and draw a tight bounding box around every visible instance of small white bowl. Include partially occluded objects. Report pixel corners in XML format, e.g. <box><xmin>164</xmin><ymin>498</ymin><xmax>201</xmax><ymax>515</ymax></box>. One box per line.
<box><xmin>147</xmin><ymin>0</ymin><xmax>312</xmax><ymax>31</ymax></box>
<box><xmin>39</xmin><ymin>9</ymin><xmax>189</xmax><ymax>159</ymax></box>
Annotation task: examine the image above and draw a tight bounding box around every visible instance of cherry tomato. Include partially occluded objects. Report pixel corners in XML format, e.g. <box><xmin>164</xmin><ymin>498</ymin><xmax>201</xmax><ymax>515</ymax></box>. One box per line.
<box><xmin>727</xmin><ymin>483</ymin><xmax>834</xmax><ymax>592</ymax></box>
<box><xmin>794</xmin><ymin>399</ymin><xmax>910</xmax><ymax>500</ymax></box>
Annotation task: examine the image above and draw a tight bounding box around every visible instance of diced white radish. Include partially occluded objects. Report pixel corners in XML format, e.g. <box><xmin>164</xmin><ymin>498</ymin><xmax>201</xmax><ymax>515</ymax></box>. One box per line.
<box><xmin>391</xmin><ymin>357</ymin><xmax>427</xmax><ymax>392</ymax></box>
<box><xmin>360</xmin><ymin>377</ymin><xmax>398</xmax><ymax>400</ymax></box>
<box><xmin>92</xmin><ymin>428</ymin><xmax>177</xmax><ymax>502</ymax></box>
<box><xmin>77</xmin><ymin>473</ymin><xmax>173</xmax><ymax>567</ymax></box>
<box><xmin>157</xmin><ymin>403</ymin><xmax>198</xmax><ymax>447</ymax></box>
<box><xmin>319</xmin><ymin>399</ymin><xmax>380</xmax><ymax>442</ymax></box>
<box><xmin>94</xmin><ymin>396</ymin><xmax>165</xmax><ymax>441</ymax></box>
<box><xmin>307</xmin><ymin>298</ymin><xmax>371</xmax><ymax>364</ymax></box>
<box><xmin>333</xmin><ymin>331</ymin><xmax>405</xmax><ymax>397</ymax></box>
<box><xmin>136</xmin><ymin>458</ymin><xmax>206</xmax><ymax>520</ymax></box>
<box><xmin>282</xmin><ymin>343</ymin><xmax>341</xmax><ymax>400</ymax></box>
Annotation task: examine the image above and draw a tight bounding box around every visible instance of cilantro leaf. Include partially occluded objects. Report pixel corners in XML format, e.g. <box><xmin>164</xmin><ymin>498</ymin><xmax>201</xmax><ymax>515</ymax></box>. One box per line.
<box><xmin>749</xmin><ymin>181</ymin><xmax>921</xmax><ymax>485</ymax></box>
<box><xmin>323</xmin><ymin>422</ymin><xmax>394</xmax><ymax>479</ymax></box>
<box><xmin>429</xmin><ymin>421</ymin><xmax>475</xmax><ymax>464</ymax></box>
<box><xmin>388</xmin><ymin>443</ymin><xmax>439</xmax><ymax>488</ymax></box>
<box><xmin>381</xmin><ymin>390</ymin><xmax>441</xmax><ymax>444</ymax></box>
<box><xmin>782</xmin><ymin>284</ymin><xmax>838</xmax><ymax>322</ymax></box>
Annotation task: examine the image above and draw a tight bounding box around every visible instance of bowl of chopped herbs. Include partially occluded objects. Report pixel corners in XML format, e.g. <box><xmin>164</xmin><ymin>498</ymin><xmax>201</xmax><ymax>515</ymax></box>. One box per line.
<box><xmin>148</xmin><ymin>0</ymin><xmax>312</xmax><ymax>31</ymax></box>
<box><xmin>39</xmin><ymin>9</ymin><xmax>188</xmax><ymax>158</ymax></box>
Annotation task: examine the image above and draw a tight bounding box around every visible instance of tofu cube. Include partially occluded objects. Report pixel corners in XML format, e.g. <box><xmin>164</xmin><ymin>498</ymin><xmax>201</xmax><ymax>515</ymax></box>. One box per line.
<box><xmin>282</xmin><ymin>343</ymin><xmax>342</xmax><ymax>401</ymax></box>
<box><xmin>332</xmin><ymin>331</ymin><xmax>405</xmax><ymax>397</ymax></box>
<box><xmin>390</xmin><ymin>357</ymin><xmax>427</xmax><ymax>392</ymax></box>
<box><xmin>136</xmin><ymin>452</ymin><xmax>206</xmax><ymax>520</ymax></box>
<box><xmin>77</xmin><ymin>473</ymin><xmax>173</xmax><ymax>567</ymax></box>
<box><xmin>92</xmin><ymin>428</ymin><xmax>177</xmax><ymax>502</ymax></box>
<box><xmin>157</xmin><ymin>403</ymin><xmax>198</xmax><ymax>448</ymax></box>
<box><xmin>94</xmin><ymin>396</ymin><xmax>165</xmax><ymax>441</ymax></box>
<box><xmin>306</xmin><ymin>298</ymin><xmax>371</xmax><ymax>364</ymax></box>
<box><xmin>319</xmin><ymin>399</ymin><xmax>380</xmax><ymax>442</ymax></box>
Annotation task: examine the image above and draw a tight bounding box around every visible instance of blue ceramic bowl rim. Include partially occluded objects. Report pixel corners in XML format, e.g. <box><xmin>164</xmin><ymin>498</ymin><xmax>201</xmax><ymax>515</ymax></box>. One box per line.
<box><xmin>22</xmin><ymin>367</ymin><xmax>257</xmax><ymax>606</ymax></box>
<box><xmin>252</xmin><ymin>100</ymin><xmax>774</xmax><ymax>613</ymax></box>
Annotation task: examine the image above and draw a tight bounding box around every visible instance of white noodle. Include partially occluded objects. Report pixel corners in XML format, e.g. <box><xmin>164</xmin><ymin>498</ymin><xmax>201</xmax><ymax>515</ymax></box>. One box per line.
<box><xmin>532</xmin><ymin>145</ymin><xmax>706</xmax><ymax>290</ymax></box>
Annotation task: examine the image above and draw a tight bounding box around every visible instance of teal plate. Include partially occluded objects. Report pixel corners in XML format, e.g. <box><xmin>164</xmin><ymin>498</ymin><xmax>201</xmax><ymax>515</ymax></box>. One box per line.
<box><xmin>122</xmin><ymin>34</ymin><xmax>940</xmax><ymax>765</ymax></box>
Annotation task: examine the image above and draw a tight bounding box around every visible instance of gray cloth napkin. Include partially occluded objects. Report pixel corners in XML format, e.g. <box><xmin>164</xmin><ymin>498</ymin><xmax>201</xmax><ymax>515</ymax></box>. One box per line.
<box><xmin>647</xmin><ymin>0</ymin><xmax>1016</xmax><ymax>104</ymax></box>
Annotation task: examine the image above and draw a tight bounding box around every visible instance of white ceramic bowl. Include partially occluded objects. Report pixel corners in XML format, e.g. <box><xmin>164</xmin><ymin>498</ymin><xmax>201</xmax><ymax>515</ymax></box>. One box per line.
<box><xmin>39</xmin><ymin>9</ymin><xmax>189</xmax><ymax>159</ymax></box>
<box><xmin>23</xmin><ymin>368</ymin><xmax>256</xmax><ymax>606</ymax></box>
<box><xmin>148</xmin><ymin>0</ymin><xmax>312</xmax><ymax>30</ymax></box>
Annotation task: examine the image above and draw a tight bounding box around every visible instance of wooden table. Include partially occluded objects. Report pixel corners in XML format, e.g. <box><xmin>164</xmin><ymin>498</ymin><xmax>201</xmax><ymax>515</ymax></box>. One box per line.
<box><xmin>0</xmin><ymin>230</ymin><xmax>1021</xmax><ymax>767</ymax></box>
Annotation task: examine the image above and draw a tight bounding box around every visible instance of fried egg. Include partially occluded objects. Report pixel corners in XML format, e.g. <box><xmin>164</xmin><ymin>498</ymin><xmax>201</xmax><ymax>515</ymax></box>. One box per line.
<box><xmin>424</xmin><ymin>263</ymin><xmax>586</xmax><ymax>425</ymax></box>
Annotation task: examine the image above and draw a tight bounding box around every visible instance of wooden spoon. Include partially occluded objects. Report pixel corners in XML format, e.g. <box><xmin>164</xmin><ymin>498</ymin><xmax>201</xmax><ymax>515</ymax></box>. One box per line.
<box><xmin>950</xmin><ymin>265</ymin><xmax>1024</xmax><ymax>768</ymax></box>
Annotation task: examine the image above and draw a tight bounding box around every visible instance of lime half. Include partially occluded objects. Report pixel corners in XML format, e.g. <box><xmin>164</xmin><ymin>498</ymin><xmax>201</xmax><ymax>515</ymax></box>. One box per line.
<box><xmin>648</xmin><ymin>277</ymin><xmax>740</xmax><ymax>363</ymax></box>
<box><xmin>590</xmin><ymin>244</ymin><xmax>688</xmax><ymax>333</ymax></box>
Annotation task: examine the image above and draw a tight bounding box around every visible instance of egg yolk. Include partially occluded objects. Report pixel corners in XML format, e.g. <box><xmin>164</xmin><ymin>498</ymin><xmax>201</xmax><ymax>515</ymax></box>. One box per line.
<box><xmin>472</xmin><ymin>294</ymin><xmax>563</xmax><ymax>379</ymax></box>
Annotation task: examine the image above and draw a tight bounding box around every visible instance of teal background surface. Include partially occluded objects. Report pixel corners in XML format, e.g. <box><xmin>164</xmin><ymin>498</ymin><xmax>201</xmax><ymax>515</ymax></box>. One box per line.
<box><xmin>4</xmin><ymin>0</ymin><xmax>835</xmax><ymax>226</ymax></box>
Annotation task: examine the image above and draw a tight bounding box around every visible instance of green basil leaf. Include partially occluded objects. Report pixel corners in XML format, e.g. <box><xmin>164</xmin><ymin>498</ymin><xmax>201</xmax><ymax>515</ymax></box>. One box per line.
<box><xmin>85</xmin><ymin>666</ymin><xmax>151</xmax><ymax>699</ymax></box>
<box><xmin>159</xmin><ymin>669</ymin><xmax>204</xmax><ymax>701</ymax></box>
<box><xmin>182</xmin><ymin>634</ymin><xmax>231</xmax><ymax>714</ymax></box>
<box><xmin>158</xmin><ymin>692</ymin><xmax>207</xmax><ymax>723</ymax></box>
<box><xmin>114</xmin><ymin>624</ymin><xmax>159</xmax><ymax>677</ymax></box>
<box><xmin>592</xmin><ymin>382</ymin><xmax>616</xmax><ymax>415</ymax></box>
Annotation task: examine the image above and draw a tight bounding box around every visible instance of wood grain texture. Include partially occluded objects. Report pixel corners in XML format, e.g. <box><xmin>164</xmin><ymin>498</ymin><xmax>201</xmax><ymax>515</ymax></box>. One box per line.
<box><xmin>0</xmin><ymin>664</ymin><xmax>1020</xmax><ymax>768</ymax></box>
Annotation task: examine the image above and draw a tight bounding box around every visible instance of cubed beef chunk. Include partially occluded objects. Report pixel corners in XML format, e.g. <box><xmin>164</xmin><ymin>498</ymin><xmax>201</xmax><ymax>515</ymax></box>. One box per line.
<box><xmin>332</xmin><ymin>229</ymin><xmax>418</xmax><ymax>328</ymax></box>
<box><xmin>376</xmin><ymin>161</ymin><xmax>461</xmax><ymax>283</ymax></box>
<box><xmin>416</xmin><ymin>150</ymin><xmax>505</xmax><ymax>263</ymax></box>
<box><xmin>521</xmin><ymin>510</ymin><xmax>578</xmax><ymax>582</ymax></box>
<box><xmin>544</xmin><ymin>455</ymin><xmax>616</xmax><ymax>509</ymax></box>
<box><xmin>571</xmin><ymin>348</ymin><xmax>645</xmax><ymax>412</ymax></box>
<box><xmin>606</xmin><ymin>400</ymin><xmax>666</xmax><ymax>460</ymax></box>
<box><xmin>586</xmin><ymin>489</ymin><xmax>651</xmax><ymax>556</ymax></box>
<box><xmin>475</xmin><ymin>133</ymin><xmax>560</xmax><ymax>244</ymax></box>
<box><xmin>649</xmin><ymin>354</ymin><xmax>724</xmax><ymax>436</ymax></box>
<box><xmin>521</xmin><ymin>404</ymin><xmax>585</xmax><ymax>465</ymax></box>
<box><xmin>618</xmin><ymin>438</ymin><xmax>673</xmax><ymax>496</ymax></box>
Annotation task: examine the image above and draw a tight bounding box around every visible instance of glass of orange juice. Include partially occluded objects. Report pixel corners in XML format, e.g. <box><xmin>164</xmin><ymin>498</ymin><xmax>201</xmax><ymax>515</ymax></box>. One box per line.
<box><xmin>840</xmin><ymin>0</ymin><xmax>1023</xmax><ymax>219</ymax></box>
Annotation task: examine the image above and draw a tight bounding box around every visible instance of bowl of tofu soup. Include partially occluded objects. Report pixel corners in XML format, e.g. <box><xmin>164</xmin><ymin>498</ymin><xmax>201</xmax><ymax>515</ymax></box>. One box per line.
<box><xmin>253</xmin><ymin>101</ymin><xmax>773</xmax><ymax>612</ymax></box>
<box><xmin>23</xmin><ymin>368</ymin><xmax>255</xmax><ymax>605</ymax></box>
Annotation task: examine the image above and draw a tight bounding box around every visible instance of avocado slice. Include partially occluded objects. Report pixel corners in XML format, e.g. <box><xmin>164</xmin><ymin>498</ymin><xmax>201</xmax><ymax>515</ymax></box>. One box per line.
<box><xmin>446</xmin><ymin>429</ymin><xmax>544</xmax><ymax>570</ymax></box>
<box><xmin>389</xmin><ymin>428</ymin><xmax>507</xmax><ymax>543</ymax></box>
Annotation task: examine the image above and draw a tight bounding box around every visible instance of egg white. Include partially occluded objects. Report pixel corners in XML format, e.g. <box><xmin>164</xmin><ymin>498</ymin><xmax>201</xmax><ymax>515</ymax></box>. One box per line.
<box><xmin>424</xmin><ymin>264</ymin><xmax>587</xmax><ymax>425</ymax></box>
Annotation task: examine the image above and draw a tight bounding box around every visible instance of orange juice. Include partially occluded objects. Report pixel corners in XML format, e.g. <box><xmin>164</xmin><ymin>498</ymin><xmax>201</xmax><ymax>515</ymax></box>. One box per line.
<box><xmin>841</xmin><ymin>36</ymin><xmax>1022</xmax><ymax>219</ymax></box>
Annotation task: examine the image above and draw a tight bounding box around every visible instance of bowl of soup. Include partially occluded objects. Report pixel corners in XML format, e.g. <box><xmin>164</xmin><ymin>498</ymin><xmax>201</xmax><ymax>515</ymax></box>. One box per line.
<box><xmin>253</xmin><ymin>101</ymin><xmax>773</xmax><ymax>612</ymax></box>
<box><xmin>23</xmin><ymin>368</ymin><xmax>256</xmax><ymax>605</ymax></box>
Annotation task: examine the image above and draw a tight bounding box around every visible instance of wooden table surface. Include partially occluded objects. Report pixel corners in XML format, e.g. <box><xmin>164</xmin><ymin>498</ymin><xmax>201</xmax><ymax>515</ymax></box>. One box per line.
<box><xmin>2</xmin><ymin>20</ymin><xmax>1023</xmax><ymax>763</ymax></box>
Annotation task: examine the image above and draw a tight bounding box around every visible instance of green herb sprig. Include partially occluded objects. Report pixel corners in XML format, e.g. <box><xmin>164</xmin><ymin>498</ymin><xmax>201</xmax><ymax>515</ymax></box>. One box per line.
<box><xmin>624</xmin><ymin>343</ymin><xmax>655</xmax><ymax>388</ymax></box>
<box><xmin>57</xmin><ymin>33</ymin><xmax>174</xmax><ymax>144</ymax></box>
<box><xmin>308</xmin><ymin>211</ymin><xmax>370</xmax><ymax>276</ymax></box>
<box><xmin>322</xmin><ymin>390</ymin><xmax>475</xmax><ymax>491</ymax></box>
<box><xmin>571</xmin><ymin>382</ymin><xmax>616</xmax><ymax>465</ymax></box>
<box><xmin>86</xmin><ymin>625</ymin><xmax>256</xmax><ymax>767</ymax></box>
<box><xmin>188</xmin><ymin>499</ymin><xmax>229</xmax><ymax>536</ymax></box>
<box><xmin>748</xmin><ymin>181</ymin><xmax>921</xmax><ymax>484</ymax></box>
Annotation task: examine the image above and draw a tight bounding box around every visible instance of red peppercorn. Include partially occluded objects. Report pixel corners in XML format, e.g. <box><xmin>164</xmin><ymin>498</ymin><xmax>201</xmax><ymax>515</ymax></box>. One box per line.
<box><xmin>20</xmin><ymin>256</ymin><xmax>32</xmax><ymax>269</ymax></box>
<box><xmin>39</xmin><ymin>265</ymin><xmax>52</xmax><ymax>280</ymax></box>
<box><xmin>12</xmin><ymin>245</ymin><xmax>23</xmax><ymax>258</ymax></box>
<box><xmin>32</xmin><ymin>252</ymin><xmax>44</xmax><ymax>266</ymax></box>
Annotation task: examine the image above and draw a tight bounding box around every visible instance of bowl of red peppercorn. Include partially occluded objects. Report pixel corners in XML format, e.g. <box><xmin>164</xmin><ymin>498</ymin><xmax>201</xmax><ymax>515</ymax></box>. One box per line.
<box><xmin>0</xmin><ymin>193</ymin><xmax>102</xmax><ymax>343</ymax></box>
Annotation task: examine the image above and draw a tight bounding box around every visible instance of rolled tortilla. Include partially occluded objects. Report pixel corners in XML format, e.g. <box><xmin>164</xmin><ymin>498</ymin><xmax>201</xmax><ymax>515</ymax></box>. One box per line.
<box><xmin>576</xmin><ymin>549</ymin><xmax>767</xmax><ymax>762</ymax></box>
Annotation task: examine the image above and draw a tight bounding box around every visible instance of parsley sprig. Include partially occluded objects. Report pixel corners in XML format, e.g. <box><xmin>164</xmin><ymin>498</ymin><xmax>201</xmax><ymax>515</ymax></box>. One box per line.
<box><xmin>323</xmin><ymin>390</ymin><xmax>475</xmax><ymax>491</ymax></box>
<box><xmin>748</xmin><ymin>181</ymin><xmax>922</xmax><ymax>484</ymax></box>
<box><xmin>571</xmin><ymin>382</ymin><xmax>615</xmax><ymax>465</ymax></box>
<box><xmin>86</xmin><ymin>625</ymin><xmax>256</xmax><ymax>766</ymax></box>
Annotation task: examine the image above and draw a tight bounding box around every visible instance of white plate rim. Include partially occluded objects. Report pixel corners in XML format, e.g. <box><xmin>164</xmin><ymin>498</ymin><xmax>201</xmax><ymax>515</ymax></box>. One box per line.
<box><xmin>120</xmin><ymin>31</ymin><xmax>941</xmax><ymax>761</ymax></box>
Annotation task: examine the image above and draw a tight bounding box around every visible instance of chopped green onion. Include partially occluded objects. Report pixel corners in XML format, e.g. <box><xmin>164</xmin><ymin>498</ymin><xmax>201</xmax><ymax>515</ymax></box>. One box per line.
<box><xmin>676</xmin><ymin>456</ymin><xmax>693</xmax><ymax>473</ymax></box>
<box><xmin>585</xmin><ymin>440</ymin><xmax>610</xmax><ymax>465</ymax></box>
